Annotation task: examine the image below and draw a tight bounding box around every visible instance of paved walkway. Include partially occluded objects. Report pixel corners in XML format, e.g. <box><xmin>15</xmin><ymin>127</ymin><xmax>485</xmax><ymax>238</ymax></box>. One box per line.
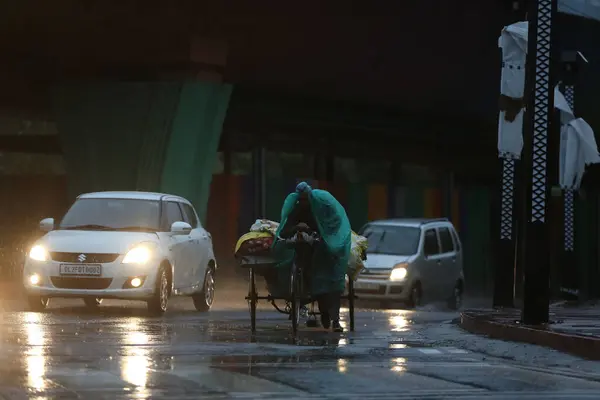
<box><xmin>460</xmin><ymin>302</ymin><xmax>600</xmax><ymax>359</ymax></box>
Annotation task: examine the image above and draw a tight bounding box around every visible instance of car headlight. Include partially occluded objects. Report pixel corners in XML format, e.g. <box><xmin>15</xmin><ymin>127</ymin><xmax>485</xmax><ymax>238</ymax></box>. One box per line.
<box><xmin>29</xmin><ymin>245</ymin><xmax>49</xmax><ymax>262</ymax></box>
<box><xmin>122</xmin><ymin>244</ymin><xmax>155</xmax><ymax>264</ymax></box>
<box><xmin>390</xmin><ymin>263</ymin><xmax>408</xmax><ymax>281</ymax></box>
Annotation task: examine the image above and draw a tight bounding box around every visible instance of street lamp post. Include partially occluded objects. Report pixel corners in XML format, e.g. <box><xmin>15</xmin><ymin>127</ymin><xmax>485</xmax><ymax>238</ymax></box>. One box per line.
<box><xmin>559</xmin><ymin>50</ymin><xmax>587</xmax><ymax>300</ymax></box>
<box><xmin>493</xmin><ymin>11</ymin><xmax>527</xmax><ymax>308</ymax></box>
<box><xmin>521</xmin><ymin>0</ymin><xmax>557</xmax><ymax>325</ymax></box>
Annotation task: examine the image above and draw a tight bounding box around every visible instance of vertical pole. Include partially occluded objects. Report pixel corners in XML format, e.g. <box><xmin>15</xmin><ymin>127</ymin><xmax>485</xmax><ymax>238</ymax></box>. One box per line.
<box><xmin>561</xmin><ymin>85</ymin><xmax>578</xmax><ymax>298</ymax></box>
<box><xmin>521</xmin><ymin>0</ymin><xmax>556</xmax><ymax>324</ymax></box>
<box><xmin>494</xmin><ymin>156</ymin><xmax>516</xmax><ymax>307</ymax></box>
<box><xmin>253</xmin><ymin>146</ymin><xmax>266</xmax><ymax>218</ymax></box>
<box><xmin>493</xmin><ymin>0</ymin><xmax>527</xmax><ymax>307</ymax></box>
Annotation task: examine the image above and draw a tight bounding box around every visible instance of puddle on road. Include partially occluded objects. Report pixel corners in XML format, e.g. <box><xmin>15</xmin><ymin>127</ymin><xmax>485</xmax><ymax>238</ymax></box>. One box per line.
<box><xmin>388</xmin><ymin>338</ymin><xmax>434</xmax><ymax>348</ymax></box>
<box><xmin>0</xmin><ymin>303</ymin><xmax>428</xmax><ymax>396</ymax></box>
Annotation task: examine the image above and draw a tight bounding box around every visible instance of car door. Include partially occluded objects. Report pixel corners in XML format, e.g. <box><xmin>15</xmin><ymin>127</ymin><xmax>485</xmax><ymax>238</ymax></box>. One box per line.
<box><xmin>180</xmin><ymin>201</ymin><xmax>208</xmax><ymax>288</ymax></box>
<box><xmin>421</xmin><ymin>228</ymin><xmax>444</xmax><ymax>299</ymax></box>
<box><xmin>161</xmin><ymin>200</ymin><xmax>190</xmax><ymax>289</ymax></box>
<box><xmin>450</xmin><ymin>227</ymin><xmax>465</xmax><ymax>285</ymax></box>
<box><xmin>437</xmin><ymin>226</ymin><xmax>459</xmax><ymax>296</ymax></box>
<box><xmin>450</xmin><ymin>227</ymin><xmax>464</xmax><ymax>272</ymax></box>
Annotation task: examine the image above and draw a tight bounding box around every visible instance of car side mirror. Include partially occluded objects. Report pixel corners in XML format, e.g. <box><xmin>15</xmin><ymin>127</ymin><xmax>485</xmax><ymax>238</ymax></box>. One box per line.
<box><xmin>40</xmin><ymin>218</ymin><xmax>55</xmax><ymax>232</ymax></box>
<box><xmin>171</xmin><ymin>221</ymin><xmax>192</xmax><ymax>235</ymax></box>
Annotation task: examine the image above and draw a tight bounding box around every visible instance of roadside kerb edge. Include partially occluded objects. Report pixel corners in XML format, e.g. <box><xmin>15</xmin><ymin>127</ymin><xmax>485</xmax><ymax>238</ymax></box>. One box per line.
<box><xmin>460</xmin><ymin>311</ymin><xmax>600</xmax><ymax>360</ymax></box>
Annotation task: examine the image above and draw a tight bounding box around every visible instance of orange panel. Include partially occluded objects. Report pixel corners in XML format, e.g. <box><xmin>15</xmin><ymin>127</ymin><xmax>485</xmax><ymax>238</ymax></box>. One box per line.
<box><xmin>367</xmin><ymin>184</ymin><xmax>388</xmax><ymax>221</ymax></box>
<box><xmin>424</xmin><ymin>188</ymin><xmax>442</xmax><ymax>218</ymax></box>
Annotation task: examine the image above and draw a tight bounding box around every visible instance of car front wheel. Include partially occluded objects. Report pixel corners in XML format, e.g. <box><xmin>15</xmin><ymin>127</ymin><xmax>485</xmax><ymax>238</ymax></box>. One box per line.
<box><xmin>147</xmin><ymin>267</ymin><xmax>169</xmax><ymax>316</ymax></box>
<box><xmin>192</xmin><ymin>266</ymin><xmax>215</xmax><ymax>312</ymax></box>
<box><xmin>447</xmin><ymin>282</ymin><xmax>463</xmax><ymax>310</ymax></box>
<box><xmin>406</xmin><ymin>283</ymin><xmax>422</xmax><ymax>309</ymax></box>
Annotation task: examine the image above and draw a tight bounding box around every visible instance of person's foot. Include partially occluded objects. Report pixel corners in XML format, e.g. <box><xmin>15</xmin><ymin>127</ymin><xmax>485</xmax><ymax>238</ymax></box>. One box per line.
<box><xmin>320</xmin><ymin>313</ymin><xmax>331</xmax><ymax>329</ymax></box>
<box><xmin>331</xmin><ymin>320</ymin><xmax>343</xmax><ymax>333</ymax></box>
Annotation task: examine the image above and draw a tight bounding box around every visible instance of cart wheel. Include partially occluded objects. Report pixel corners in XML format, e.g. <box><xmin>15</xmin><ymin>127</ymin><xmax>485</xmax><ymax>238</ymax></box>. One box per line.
<box><xmin>348</xmin><ymin>278</ymin><xmax>356</xmax><ymax>332</ymax></box>
<box><xmin>248</xmin><ymin>268</ymin><xmax>257</xmax><ymax>333</ymax></box>
<box><xmin>290</xmin><ymin>262</ymin><xmax>300</xmax><ymax>334</ymax></box>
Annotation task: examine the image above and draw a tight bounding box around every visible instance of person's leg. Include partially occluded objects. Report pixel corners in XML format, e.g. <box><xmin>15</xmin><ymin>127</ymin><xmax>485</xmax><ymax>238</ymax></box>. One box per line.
<box><xmin>316</xmin><ymin>294</ymin><xmax>331</xmax><ymax>329</ymax></box>
<box><xmin>328</xmin><ymin>291</ymin><xmax>342</xmax><ymax>321</ymax></box>
<box><xmin>328</xmin><ymin>291</ymin><xmax>343</xmax><ymax>332</ymax></box>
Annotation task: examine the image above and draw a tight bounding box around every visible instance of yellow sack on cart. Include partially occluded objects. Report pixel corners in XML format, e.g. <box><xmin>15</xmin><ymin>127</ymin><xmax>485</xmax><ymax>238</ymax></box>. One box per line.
<box><xmin>348</xmin><ymin>231</ymin><xmax>368</xmax><ymax>281</ymax></box>
<box><xmin>234</xmin><ymin>231</ymin><xmax>273</xmax><ymax>254</ymax></box>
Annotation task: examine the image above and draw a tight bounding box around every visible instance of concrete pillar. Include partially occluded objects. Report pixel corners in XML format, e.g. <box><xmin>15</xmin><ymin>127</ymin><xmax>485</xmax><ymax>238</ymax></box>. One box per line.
<box><xmin>52</xmin><ymin>81</ymin><xmax>232</xmax><ymax>222</ymax></box>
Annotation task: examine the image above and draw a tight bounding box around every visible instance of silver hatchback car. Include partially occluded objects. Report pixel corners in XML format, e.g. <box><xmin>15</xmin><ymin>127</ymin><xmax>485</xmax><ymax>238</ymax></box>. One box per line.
<box><xmin>355</xmin><ymin>218</ymin><xmax>464</xmax><ymax>309</ymax></box>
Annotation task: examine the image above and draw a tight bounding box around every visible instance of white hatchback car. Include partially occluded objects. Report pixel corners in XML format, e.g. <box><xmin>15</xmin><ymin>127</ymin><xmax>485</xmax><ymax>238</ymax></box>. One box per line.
<box><xmin>23</xmin><ymin>191</ymin><xmax>217</xmax><ymax>315</ymax></box>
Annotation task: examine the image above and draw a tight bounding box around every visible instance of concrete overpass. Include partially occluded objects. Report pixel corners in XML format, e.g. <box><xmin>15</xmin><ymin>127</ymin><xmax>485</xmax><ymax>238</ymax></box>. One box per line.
<box><xmin>2</xmin><ymin>3</ymin><xmax>598</xmax><ymax>160</ymax></box>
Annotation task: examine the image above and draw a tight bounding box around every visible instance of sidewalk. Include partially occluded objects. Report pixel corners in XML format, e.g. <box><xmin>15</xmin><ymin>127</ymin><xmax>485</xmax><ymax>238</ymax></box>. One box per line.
<box><xmin>460</xmin><ymin>302</ymin><xmax>600</xmax><ymax>360</ymax></box>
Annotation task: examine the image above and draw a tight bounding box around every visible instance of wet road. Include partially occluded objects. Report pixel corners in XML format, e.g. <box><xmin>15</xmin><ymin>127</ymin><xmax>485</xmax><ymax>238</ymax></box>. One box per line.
<box><xmin>1</xmin><ymin>292</ymin><xmax>600</xmax><ymax>399</ymax></box>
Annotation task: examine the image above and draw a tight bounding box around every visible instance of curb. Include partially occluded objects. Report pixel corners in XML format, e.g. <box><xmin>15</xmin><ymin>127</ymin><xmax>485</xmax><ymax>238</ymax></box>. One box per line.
<box><xmin>460</xmin><ymin>312</ymin><xmax>600</xmax><ymax>360</ymax></box>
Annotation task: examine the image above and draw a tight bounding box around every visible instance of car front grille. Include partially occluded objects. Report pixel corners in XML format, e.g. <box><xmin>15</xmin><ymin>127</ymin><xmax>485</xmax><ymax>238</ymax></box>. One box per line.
<box><xmin>50</xmin><ymin>252</ymin><xmax>120</xmax><ymax>263</ymax></box>
<box><xmin>360</xmin><ymin>268</ymin><xmax>391</xmax><ymax>280</ymax></box>
<box><xmin>389</xmin><ymin>285</ymin><xmax>404</xmax><ymax>294</ymax></box>
<box><xmin>50</xmin><ymin>277</ymin><xmax>113</xmax><ymax>290</ymax></box>
<box><xmin>355</xmin><ymin>286</ymin><xmax>387</xmax><ymax>295</ymax></box>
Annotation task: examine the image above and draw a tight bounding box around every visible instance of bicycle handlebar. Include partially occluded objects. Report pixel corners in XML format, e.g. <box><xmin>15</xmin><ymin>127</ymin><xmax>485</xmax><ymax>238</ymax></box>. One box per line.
<box><xmin>276</xmin><ymin>231</ymin><xmax>321</xmax><ymax>246</ymax></box>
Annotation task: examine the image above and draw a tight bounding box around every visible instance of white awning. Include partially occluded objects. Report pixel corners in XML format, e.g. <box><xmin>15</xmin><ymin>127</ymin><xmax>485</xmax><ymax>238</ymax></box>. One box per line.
<box><xmin>560</xmin><ymin>118</ymin><xmax>600</xmax><ymax>190</ymax></box>
<box><xmin>559</xmin><ymin>0</ymin><xmax>600</xmax><ymax>22</ymax></box>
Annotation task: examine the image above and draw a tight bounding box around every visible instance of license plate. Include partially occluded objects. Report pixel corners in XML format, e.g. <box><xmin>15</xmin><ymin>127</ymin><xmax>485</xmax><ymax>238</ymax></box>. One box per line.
<box><xmin>355</xmin><ymin>282</ymin><xmax>380</xmax><ymax>290</ymax></box>
<box><xmin>59</xmin><ymin>264</ymin><xmax>102</xmax><ymax>276</ymax></box>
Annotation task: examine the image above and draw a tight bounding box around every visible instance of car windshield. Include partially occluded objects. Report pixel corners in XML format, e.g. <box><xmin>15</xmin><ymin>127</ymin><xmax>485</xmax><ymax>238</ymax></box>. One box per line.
<box><xmin>360</xmin><ymin>224</ymin><xmax>420</xmax><ymax>256</ymax></box>
<box><xmin>59</xmin><ymin>198</ymin><xmax>161</xmax><ymax>232</ymax></box>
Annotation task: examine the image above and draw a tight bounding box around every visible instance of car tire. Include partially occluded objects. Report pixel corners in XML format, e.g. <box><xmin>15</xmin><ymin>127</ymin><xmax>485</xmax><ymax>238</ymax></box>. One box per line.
<box><xmin>83</xmin><ymin>297</ymin><xmax>102</xmax><ymax>308</ymax></box>
<box><xmin>147</xmin><ymin>267</ymin><xmax>169</xmax><ymax>316</ymax></box>
<box><xmin>27</xmin><ymin>295</ymin><xmax>49</xmax><ymax>312</ymax></box>
<box><xmin>447</xmin><ymin>282</ymin><xmax>463</xmax><ymax>311</ymax></box>
<box><xmin>406</xmin><ymin>282</ymin><xmax>422</xmax><ymax>309</ymax></box>
<box><xmin>192</xmin><ymin>266</ymin><xmax>215</xmax><ymax>312</ymax></box>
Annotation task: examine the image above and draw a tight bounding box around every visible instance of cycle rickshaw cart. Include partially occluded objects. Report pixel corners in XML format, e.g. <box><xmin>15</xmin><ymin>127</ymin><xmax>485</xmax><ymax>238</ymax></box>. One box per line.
<box><xmin>238</xmin><ymin>231</ymin><xmax>357</xmax><ymax>334</ymax></box>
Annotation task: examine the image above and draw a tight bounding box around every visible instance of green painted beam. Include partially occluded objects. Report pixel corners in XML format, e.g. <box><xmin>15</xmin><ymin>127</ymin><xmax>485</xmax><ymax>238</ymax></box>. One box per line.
<box><xmin>52</xmin><ymin>81</ymin><xmax>232</xmax><ymax>218</ymax></box>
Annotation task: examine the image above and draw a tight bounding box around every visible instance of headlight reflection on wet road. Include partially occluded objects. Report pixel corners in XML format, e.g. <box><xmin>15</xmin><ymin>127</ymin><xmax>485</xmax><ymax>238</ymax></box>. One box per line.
<box><xmin>391</xmin><ymin>357</ymin><xmax>407</xmax><ymax>373</ymax></box>
<box><xmin>339</xmin><ymin>307</ymin><xmax>350</xmax><ymax>330</ymax></box>
<box><xmin>387</xmin><ymin>310</ymin><xmax>410</xmax><ymax>332</ymax></box>
<box><xmin>120</xmin><ymin>318</ymin><xmax>151</xmax><ymax>397</ymax></box>
<box><xmin>25</xmin><ymin>313</ymin><xmax>47</xmax><ymax>391</ymax></box>
<box><xmin>337</xmin><ymin>358</ymin><xmax>348</xmax><ymax>373</ymax></box>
